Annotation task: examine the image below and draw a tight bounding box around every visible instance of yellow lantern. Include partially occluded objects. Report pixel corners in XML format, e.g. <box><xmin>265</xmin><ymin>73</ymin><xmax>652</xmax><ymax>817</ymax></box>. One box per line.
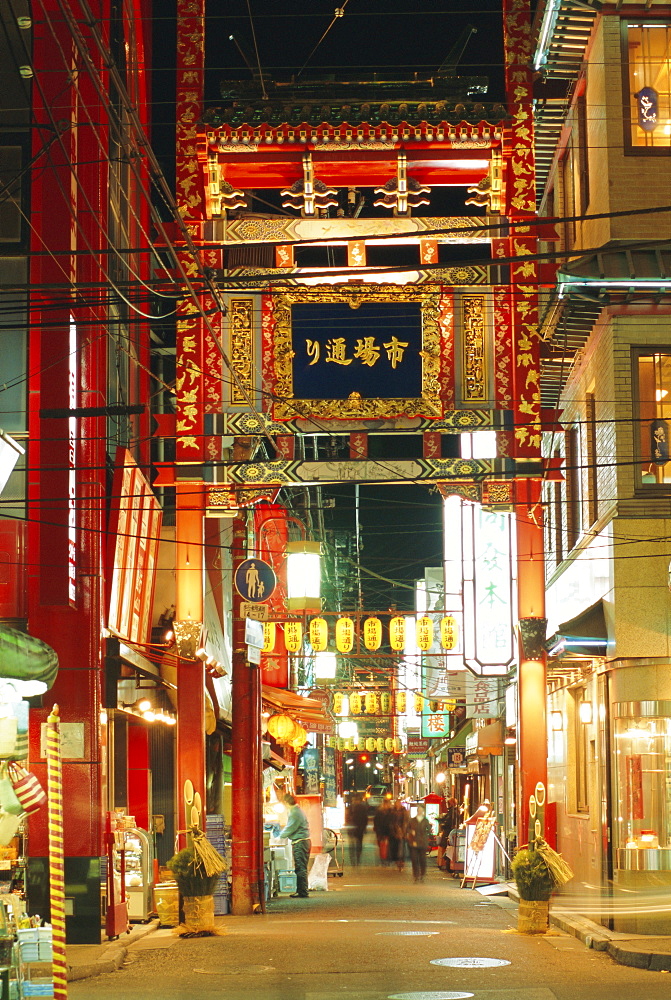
<box><xmin>389</xmin><ymin>615</ymin><xmax>406</xmax><ymax>651</ymax></box>
<box><xmin>344</xmin><ymin>738</ymin><xmax>355</xmax><ymax>751</ymax></box>
<box><xmin>444</xmin><ymin>698</ymin><xmax>456</xmax><ymax>713</ymax></box>
<box><xmin>440</xmin><ymin>615</ymin><xmax>458</xmax><ymax>650</ymax></box>
<box><xmin>349</xmin><ymin>693</ymin><xmax>362</xmax><ymax>715</ymax></box>
<box><xmin>263</xmin><ymin>621</ymin><xmax>276</xmax><ymax>652</ymax></box>
<box><xmin>284</xmin><ymin>620</ymin><xmax>303</xmax><ymax>653</ymax></box>
<box><xmin>380</xmin><ymin>692</ymin><xmax>391</xmax><ymax>714</ymax></box>
<box><xmin>333</xmin><ymin>692</ymin><xmax>343</xmax><ymax>715</ymax></box>
<box><xmin>429</xmin><ymin>700</ymin><xmax>440</xmax><ymax>712</ymax></box>
<box><xmin>416</xmin><ymin>615</ymin><xmax>433</xmax><ymax>651</ymax></box>
<box><xmin>414</xmin><ymin>693</ymin><xmax>424</xmax><ymax>714</ymax></box>
<box><xmin>309</xmin><ymin>616</ymin><xmax>328</xmax><ymax>652</ymax></box>
<box><xmin>365</xmin><ymin>737</ymin><xmax>376</xmax><ymax>752</ymax></box>
<box><xmin>385</xmin><ymin>737</ymin><xmax>395</xmax><ymax>752</ymax></box>
<box><xmin>356</xmin><ymin>738</ymin><xmax>365</xmax><ymax>752</ymax></box>
<box><xmin>266</xmin><ymin>713</ymin><xmax>298</xmax><ymax>744</ymax></box>
<box><xmin>375</xmin><ymin>738</ymin><xmax>385</xmax><ymax>752</ymax></box>
<box><xmin>335</xmin><ymin>616</ymin><xmax>355</xmax><ymax>653</ymax></box>
<box><xmin>395</xmin><ymin>691</ymin><xmax>406</xmax><ymax>715</ymax></box>
<box><xmin>392</xmin><ymin>737</ymin><xmax>402</xmax><ymax>753</ymax></box>
<box><xmin>365</xmin><ymin>691</ymin><xmax>379</xmax><ymax>714</ymax></box>
<box><xmin>363</xmin><ymin>617</ymin><xmax>382</xmax><ymax>651</ymax></box>
<box><xmin>291</xmin><ymin>724</ymin><xmax>308</xmax><ymax>750</ymax></box>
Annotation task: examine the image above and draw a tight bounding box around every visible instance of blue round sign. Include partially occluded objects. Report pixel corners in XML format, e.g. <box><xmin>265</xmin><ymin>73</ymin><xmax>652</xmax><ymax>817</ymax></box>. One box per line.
<box><xmin>234</xmin><ymin>558</ymin><xmax>277</xmax><ymax>603</ymax></box>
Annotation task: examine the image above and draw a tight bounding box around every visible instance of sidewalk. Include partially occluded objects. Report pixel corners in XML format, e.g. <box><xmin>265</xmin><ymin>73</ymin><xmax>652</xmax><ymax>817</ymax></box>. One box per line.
<box><xmin>66</xmin><ymin>919</ymin><xmax>160</xmax><ymax>981</ymax></box>
<box><xmin>503</xmin><ymin>883</ymin><xmax>671</xmax><ymax>973</ymax></box>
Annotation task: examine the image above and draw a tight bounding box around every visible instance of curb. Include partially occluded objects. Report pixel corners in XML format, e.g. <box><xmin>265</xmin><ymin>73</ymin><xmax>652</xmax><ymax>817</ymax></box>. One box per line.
<box><xmin>66</xmin><ymin>919</ymin><xmax>161</xmax><ymax>982</ymax></box>
<box><xmin>550</xmin><ymin>909</ymin><xmax>671</xmax><ymax>973</ymax></box>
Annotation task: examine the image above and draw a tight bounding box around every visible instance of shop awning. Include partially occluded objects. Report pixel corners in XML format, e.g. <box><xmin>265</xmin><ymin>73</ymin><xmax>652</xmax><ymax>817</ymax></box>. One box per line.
<box><xmin>446</xmin><ymin>719</ymin><xmax>473</xmax><ymax>749</ymax></box>
<box><xmin>262</xmin><ymin>684</ymin><xmax>335</xmax><ymax>735</ymax></box>
<box><xmin>0</xmin><ymin>624</ymin><xmax>58</xmax><ymax>694</ymax></box>
<box><xmin>547</xmin><ymin>599</ymin><xmax>608</xmax><ymax>658</ymax></box>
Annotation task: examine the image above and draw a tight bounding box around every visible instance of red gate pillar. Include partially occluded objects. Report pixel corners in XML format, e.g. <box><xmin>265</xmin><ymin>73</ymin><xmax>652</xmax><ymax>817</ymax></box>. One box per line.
<box><xmin>516</xmin><ymin>482</ymin><xmax>547</xmax><ymax>844</ymax></box>
<box><xmin>231</xmin><ymin>515</ymin><xmax>262</xmax><ymax>914</ymax></box>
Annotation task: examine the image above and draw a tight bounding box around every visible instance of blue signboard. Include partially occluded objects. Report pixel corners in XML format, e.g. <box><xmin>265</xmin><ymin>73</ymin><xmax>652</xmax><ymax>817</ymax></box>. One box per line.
<box><xmin>291</xmin><ymin>301</ymin><xmax>422</xmax><ymax>400</ymax></box>
<box><xmin>301</xmin><ymin>747</ymin><xmax>321</xmax><ymax>796</ymax></box>
<box><xmin>234</xmin><ymin>558</ymin><xmax>277</xmax><ymax>603</ymax></box>
<box><xmin>635</xmin><ymin>87</ymin><xmax>658</xmax><ymax>132</ymax></box>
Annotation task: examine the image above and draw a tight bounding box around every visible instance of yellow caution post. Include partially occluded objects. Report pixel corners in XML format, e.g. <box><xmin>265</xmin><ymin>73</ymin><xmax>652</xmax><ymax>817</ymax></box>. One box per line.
<box><xmin>47</xmin><ymin>704</ymin><xmax>67</xmax><ymax>999</ymax></box>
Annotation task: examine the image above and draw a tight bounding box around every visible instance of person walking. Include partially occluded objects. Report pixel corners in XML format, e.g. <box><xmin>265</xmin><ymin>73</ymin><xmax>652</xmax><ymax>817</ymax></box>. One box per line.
<box><xmin>279</xmin><ymin>793</ymin><xmax>311</xmax><ymax>898</ymax></box>
<box><xmin>373</xmin><ymin>799</ymin><xmax>392</xmax><ymax>865</ymax></box>
<box><xmin>406</xmin><ymin>805</ymin><xmax>432</xmax><ymax>882</ymax></box>
<box><xmin>345</xmin><ymin>794</ymin><xmax>369</xmax><ymax>866</ymax></box>
<box><xmin>389</xmin><ymin>799</ymin><xmax>409</xmax><ymax>870</ymax></box>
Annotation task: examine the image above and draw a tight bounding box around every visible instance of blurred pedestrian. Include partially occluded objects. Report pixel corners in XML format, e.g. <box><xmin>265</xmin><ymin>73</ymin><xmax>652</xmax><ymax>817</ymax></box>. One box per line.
<box><xmin>373</xmin><ymin>798</ymin><xmax>392</xmax><ymax>864</ymax></box>
<box><xmin>407</xmin><ymin>805</ymin><xmax>432</xmax><ymax>882</ymax></box>
<box><xmin>279</xmin><ymin>794</ymin><xmax>311</xmax><ymax>898</ymax></box>
<box><xmin>389</xmin><ymin>799</ymin><xmax>409</xmax><ymax>871</ymax></box>
<box><xmin>345</xmin><ymin>794</ymin><xmax>369</xmax><ymax>866</ymax></box>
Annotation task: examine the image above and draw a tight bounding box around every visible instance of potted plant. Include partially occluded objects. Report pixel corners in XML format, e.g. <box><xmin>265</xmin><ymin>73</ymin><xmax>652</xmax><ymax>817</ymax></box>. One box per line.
<box><xmin>511</xmin><ymin>847</ymin><xmax>555</xmax><ymax>934</ymax></box>
<box><xmin>167</xmin><ymin>844</ymin><xmax>225</xmax><ymax>936</ymax></box>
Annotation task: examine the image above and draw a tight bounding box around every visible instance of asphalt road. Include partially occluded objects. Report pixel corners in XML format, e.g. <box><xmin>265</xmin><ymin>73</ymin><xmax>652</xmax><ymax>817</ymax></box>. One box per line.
<box><xmin>70</xmin><ymin>842</ymin><xmax>671</xmax><ymax>1000</ymax></box>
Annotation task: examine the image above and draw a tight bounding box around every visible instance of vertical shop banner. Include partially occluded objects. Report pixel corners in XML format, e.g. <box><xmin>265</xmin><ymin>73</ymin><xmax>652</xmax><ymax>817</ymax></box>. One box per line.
<box><xmin>462</xmin><ymin>504</ymin><xmax>515</xmax><ymax>675</ymax></box>
<box><xmin>323</xmin><ymin>747</ymin><xmax>337</xmax><ymax>807</ymax></box>
<box><xmin>466</xmin><ymin>675</ymin><xmax>500</xmax><ymax>720</ymax></box>
<box><xmin>301</xmin><ymin>747</ymin><xmax>320</xmax><ymax>796</ymax></box>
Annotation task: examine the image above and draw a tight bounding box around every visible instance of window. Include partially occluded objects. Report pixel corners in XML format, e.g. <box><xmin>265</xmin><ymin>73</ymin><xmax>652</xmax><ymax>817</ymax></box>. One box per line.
<box><xmin>576</xmin><ymin>93</ymin><xmax>590</xmax><ymax>214</ymax></box>
<box><xmin>625</xmin><ymin>22</ymin><xmax>671</xmax><ymax>150</ymax></box>
<box><xmin>573</xmin><ymin>689</ymin><xmax>590</xmax><ymax>814</ymax></box>
<box><xmin>635</xmin><ymin>350</ymin><xmax>671</xmax><ymax>485</ymax></box>
<box><xmin>586</xmin><ymin>392</ymin><xmax>598</xmax><ymax>525</ymax></box>
<box><xmin>565</xmin><ymin>427</ymin><xmax>581</xmax><ymax>550</ymax></box>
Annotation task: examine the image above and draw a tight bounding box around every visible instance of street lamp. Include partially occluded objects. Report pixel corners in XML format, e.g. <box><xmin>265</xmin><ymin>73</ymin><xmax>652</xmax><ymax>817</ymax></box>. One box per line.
<box><xmin>286</xmin><ymin>540</ymin><xmax>322</xmax><ymax>612</ymax></box>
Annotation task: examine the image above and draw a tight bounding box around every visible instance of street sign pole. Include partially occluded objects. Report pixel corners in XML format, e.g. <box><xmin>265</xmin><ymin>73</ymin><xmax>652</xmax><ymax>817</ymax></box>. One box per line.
<box><xmin>231</xmin><ymin>514</ymin><xmax>263</xmax><ymax>915</ymax></box>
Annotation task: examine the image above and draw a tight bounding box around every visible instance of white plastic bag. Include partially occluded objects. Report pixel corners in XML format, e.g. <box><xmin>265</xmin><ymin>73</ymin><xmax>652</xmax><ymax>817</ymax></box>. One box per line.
<box><xmin>307</xmin><ymin>852</ymin><xmax>331</xmax><ymax>891</ymax></box>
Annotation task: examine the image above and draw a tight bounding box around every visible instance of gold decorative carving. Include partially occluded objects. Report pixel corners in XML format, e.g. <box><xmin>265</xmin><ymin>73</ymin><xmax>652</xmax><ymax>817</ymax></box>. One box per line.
<box><xmin>230</xmin><ymin>299</ymin><xmax>254</xmax><ymax>405</ymax></box>
<box><xmin>462</xmin><ymin>295</ymin><xmax>486</xmax><ymax>403</ymax></box>
<box><xmin>270</xmin><ymin>285</ymin><xmax>443</xmax><ymax>421</ymax></box>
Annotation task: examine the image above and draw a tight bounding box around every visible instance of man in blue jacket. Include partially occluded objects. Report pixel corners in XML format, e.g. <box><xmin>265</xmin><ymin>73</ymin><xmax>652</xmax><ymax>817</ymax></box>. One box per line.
<box><xmin>279</xmin><ymin>794</ymin><xmax>311</xmax><ymax>898</ymax></box>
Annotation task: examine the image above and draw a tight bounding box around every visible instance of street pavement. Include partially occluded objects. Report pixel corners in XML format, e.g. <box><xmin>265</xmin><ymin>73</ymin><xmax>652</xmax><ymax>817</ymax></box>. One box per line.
<box><xmin>68</xmin><ymin>839</ymin><xmax>671</xmax><ymax>1000</ymax></box>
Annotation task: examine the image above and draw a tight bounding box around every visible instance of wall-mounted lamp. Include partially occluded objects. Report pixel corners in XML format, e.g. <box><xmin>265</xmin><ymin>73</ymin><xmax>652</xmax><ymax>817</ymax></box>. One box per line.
<box><xmin>551</xmin><ymin>710</ymin><xmax>564</xmax><ymax>731</ymax></box>
<box><xmin>286</xmin><ymin>541</ymin><xmax>322</xmax><ymax>612</ymax></box>
<box><xmin>314</xmin><ymin>651</ymin><xmax>337</xmax><ymax>680</ymax></box>
<box><xmin>579</xmin><ymin>701</ymin><xmax>593</xmax><ymax>725</ymax></box>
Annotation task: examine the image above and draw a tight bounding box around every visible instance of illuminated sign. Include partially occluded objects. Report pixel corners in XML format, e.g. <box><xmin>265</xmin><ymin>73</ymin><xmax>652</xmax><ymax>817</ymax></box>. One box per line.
<box><xmin>462</xmin><ymin>504</ymin><xmax>515</xmax><ymax>675</ymax></box>
<box><xmin>635</xmin><ymin>87</ymin><xmax>658</xmax><ymax>132</ymax></box>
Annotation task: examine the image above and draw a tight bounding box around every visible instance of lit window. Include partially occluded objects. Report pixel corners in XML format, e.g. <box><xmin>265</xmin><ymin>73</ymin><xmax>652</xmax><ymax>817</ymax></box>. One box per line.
<box><xmin>626</xmin><ymin>22</ymin><xmax>671</xmax><ymax>149</ymax></box>
<box><xmin>636</xmin><ymin>351</ymin><xmax>671</xmax><ymax>485</ymax></box>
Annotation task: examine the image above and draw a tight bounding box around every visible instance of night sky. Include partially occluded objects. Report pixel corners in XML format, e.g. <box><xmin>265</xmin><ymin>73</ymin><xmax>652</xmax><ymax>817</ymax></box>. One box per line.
<box><xmin>151</xmin><ymin>2</ymin><xmax>510</xmax><ymax>613</ymax></box>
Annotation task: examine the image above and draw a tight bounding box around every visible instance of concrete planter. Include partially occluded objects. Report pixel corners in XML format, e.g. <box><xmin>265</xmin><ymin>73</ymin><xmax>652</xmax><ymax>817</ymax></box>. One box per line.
<box><xmin>518</xmin><ymin>898</ymin><xmax>550</xmax><ymax>934</ymax></box>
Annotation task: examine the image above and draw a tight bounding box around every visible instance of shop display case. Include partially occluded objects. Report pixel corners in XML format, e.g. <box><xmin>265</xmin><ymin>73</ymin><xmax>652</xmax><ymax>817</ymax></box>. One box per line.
<box><xmin>116</xmin><ymin>828</ymin><xmax>154</xmax><ymax>922</ymax></box>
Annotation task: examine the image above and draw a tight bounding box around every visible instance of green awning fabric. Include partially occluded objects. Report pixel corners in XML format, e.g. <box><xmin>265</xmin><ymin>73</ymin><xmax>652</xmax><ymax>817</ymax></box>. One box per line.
<box><xmin>446</xmin><ymin>719</ymin><xmax>473</xmax><ymax>749</ymax></box>
<box><xmin>0</xmin><ymin>625</ymin><xmax>59</xmax><ymax>690</ymax></box>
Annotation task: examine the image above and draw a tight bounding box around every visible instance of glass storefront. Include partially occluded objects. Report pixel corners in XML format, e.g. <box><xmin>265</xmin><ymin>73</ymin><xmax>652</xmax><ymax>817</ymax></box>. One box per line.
<box><xmin>613</xmin><ymin>701</ymin><xmax>671</xmax><ymax>869</ymax></box>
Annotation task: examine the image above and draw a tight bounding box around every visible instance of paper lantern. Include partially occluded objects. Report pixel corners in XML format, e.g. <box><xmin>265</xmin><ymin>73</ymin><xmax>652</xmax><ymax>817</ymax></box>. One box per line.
<box><xmin>395</xmin><ymin>691</ymin><xmax>406</xmax><ymax>715</ymax></box>
<box><xmin>380</xmin><ymin>692</ymin><xmax>391</xmax><ymax>714</ymax></box>
<box><xmin>414</xmin><ymin>693</ymin><xmax>424</xmax><ymax>714</ymax></box>
<box><xmin>291</xmin><ymin>724</ymin><xmax>308</xmax><ymax>750</ymax></box>
<box><xmin>284</xmin><ymin>620</ymin><xmax>303</xmax><ymax>653</ymax></box>
<box><xmin>389</xmin><ymin>616</ymin><xmax>406</xmax><ymax>651</ymax></box>
<box><xmin>266</xmin><ymin>714</ymin><xmax>298</xmax><ymax>744</ymax></box>
<box><xmin>344</xmin><ymin>738</ymin><xmax>355</xmax><ymax>751</ymax></box>
<box><xmin>365</xmin><ymin>691</ymin><xmax>379</xmax><ymax>714</ymax></box>
<box><xmin>385</xmin><ymin>737</ymin><xmax>395</xmax><ymax>752</ymax></box>
<box><xmin>375</xmin><ymin>738</ymin><xmax>385</xmax><ymax>752</ymax></box>
<box><xmin>416</xmin><ymin>616</ymin><xmax>433</xmax><ymax>651</ymax></box>
<box><xmin>440</xmin><ymin>615</ymin><xmax>458</xmax><ymax>650</ymax></box>
<box><xmin>349</xmin><ymin>693</ymin><xmax>362</xmax><ymax>715</ymax></box>
<box><xmin>365</xmin><ymin>737</ymin><xmax>376</xmax><ymax>752</ymax></box>
<box><xmin>333</xmin><ymin>692</ymin><xmax>343</xmax><ymax>715</ymax></box>
<box><xmin>363</xmin><ymin>617</ymin><xmax>382</xmax><ymax>651</ymax></box>
<box><xmin>309</xmin><ymin>616</ymin><xmax>328</xmax><ymax>652</ymax></box>
<box><xmin>263</xmin><ymin>621</ymin><xmax>276</xmax><ymax>652</ymax></box>
<box><xmin>335</xmin><ymin>616</ymin><xmax>355</xmax><ymax>653</ymax></box>
<box><xmin>392</xmin><ymin>737</ymin><xmax>402</xmax><ymax>753</ymax></box>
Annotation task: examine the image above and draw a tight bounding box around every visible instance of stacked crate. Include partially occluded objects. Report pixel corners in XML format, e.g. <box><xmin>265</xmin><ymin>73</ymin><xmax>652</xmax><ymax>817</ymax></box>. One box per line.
<box><xmin>205</xmin><ymin>814</ymin><xmax>229</xmax><ymax>915</ymax></box>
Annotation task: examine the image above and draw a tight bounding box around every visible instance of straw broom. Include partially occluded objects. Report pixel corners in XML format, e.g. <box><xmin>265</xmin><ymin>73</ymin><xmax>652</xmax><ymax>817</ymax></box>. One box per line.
<box><xmin>535</xmin><ymin>837</ymin><xmax>574</xmax><ymax>888</ymax></box>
